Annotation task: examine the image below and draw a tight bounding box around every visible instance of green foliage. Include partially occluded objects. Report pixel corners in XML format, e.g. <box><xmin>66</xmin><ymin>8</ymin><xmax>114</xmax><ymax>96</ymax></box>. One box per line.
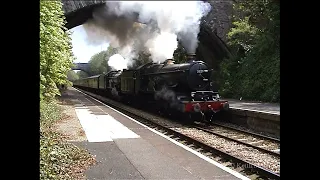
<box><xmin>40</xmin><ymin>0</ymin><xmax>74</xmax><ymax>100</ymax></box>
<box><xmin>40</xmin><ymin>99</ymin><xmax>62</xmax><ymax>129</ymax></box>
<box><xmin>131</xmin><ymin>51</ymin><xmax>152</xmax><ymax>68</ymax></box>
<box><xmin>40</xmin><ymin>1</ymin><xmax>94</xmax><ymax>178</ymax></box>
<box><xmin>88</xmin><ymin>46</ymin><xmax>119</xmax><ymax>75</ymax></box>
<box><xmin>40</xmin><ymin>99</ymin><xmax>62</xmax><ymax>179</ymax></box>
<box><xmin>76</xmin><ymin>71</ymin><xmax>89</xmax><ymax>79</ymax></box>
<box><xmin>67</xmin><ymin>70</ymin><xmax>79</xmax><ymax>82</ymax></box>
<box><xmin>88</xmin><ymin>51</ymin><xmax>109</xmax><ymax>75</ymax></box>
<box><xmin>40</xmin><ymin>131</ymin><xmax>94</xmax><ymax>180</ymax></box>
<box><xmin>219</xmin><ymin>0</ymin><xmax>279</xmax><ymax>102</ymax></box>
<box><xmin>173</xmin><ymin>41</ymin><xmax>188</xmax><ymax>63</ymax></box>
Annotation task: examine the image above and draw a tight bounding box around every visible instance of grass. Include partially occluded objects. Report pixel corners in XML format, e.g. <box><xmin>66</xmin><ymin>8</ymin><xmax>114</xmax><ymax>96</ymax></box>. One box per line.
<box><xmin>40</xmin><ymin>99</ymin><xmax>96</xmax><ymax>180</ymax></box>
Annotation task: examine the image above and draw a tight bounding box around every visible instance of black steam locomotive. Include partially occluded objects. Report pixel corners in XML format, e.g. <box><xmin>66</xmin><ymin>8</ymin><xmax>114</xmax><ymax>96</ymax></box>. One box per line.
<box><xmin>73</xmin><ymin>54</ymin><xmax>229</xmax><ymax>122</ymax></box>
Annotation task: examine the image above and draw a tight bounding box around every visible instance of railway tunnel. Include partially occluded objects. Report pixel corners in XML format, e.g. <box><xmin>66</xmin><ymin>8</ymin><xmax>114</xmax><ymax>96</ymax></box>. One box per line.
<box><xmin>62</xmin><ymin>0</ymin><xmax>234</xmax><ymax>86</ymax></box>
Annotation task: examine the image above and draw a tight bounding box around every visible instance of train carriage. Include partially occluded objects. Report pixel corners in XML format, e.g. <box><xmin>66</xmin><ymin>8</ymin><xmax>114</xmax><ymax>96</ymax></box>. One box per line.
<box><xmin>87</xmin><ymin>75</ymin><xmax>100</xmax><ymax>89</ymax></box>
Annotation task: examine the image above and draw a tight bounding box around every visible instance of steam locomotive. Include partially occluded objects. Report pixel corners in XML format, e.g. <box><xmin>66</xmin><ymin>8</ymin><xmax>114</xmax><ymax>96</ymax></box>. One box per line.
<box><xmin>73</xmin><ymin>54</ymin><xmax>229</xmax><ymax>122</ymax></box>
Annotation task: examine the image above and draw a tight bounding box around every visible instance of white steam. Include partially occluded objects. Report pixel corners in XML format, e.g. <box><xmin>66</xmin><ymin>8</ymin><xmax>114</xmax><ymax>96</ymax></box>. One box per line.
<box><xmin>147</xmin><ymin>32</ymin><xmax>178</xmax><ymax>63</ymax></box>
<box><xmin>83</xmin><ymin>1</ymin><xmax>211</xmax><ymax>64</ymax></box>
<box><xmin>108</xmin><ymin>54</ymin><xmax>128</xmax><ymax>71</ymax></box>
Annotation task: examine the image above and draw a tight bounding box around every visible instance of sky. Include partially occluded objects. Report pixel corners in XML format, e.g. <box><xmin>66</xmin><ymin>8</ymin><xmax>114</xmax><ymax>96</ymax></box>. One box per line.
<box><xmin>69</xmin><ymin>25</ymin><xmax>110</xmax><ymax>63</ymax></box>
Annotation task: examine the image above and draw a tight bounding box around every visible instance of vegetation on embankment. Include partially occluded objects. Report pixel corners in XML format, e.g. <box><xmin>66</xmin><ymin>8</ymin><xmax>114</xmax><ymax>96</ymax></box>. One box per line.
<box><xmin>40</xmin><ymin>1</ymin><xmax>95</xmax><ymax>179</ymax></box>
<box><xmin>40</xmin><ymin>100</ymin><xmax>96</xmax><ymax>180</ymax></box>
<box><xmin>218</xmin><ymin>0</ymin><xmax>280</xmax><ymax>103</ymax></box>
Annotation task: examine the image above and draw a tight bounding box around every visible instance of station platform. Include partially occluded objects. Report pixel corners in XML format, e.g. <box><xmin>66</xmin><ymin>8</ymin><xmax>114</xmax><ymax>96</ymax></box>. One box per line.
<box><xmin>218</xmin><ymin>98</ymin><xmax>280</xmax><ymax>137</ymax></box>
<box><xmin>222</xmin><ymin>98</ymin><xmax>280</xmax><ymax>115</ymax></box>
<box><xmin>66</xmin><ymin>87</ymin><xmax>250</xmax><ymax>180</ymax></box>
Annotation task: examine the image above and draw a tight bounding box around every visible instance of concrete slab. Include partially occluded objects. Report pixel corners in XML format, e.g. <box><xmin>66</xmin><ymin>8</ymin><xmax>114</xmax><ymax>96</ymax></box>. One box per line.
<box><xmin>73</xmin><ymin>141</ymin><xmax>144</xmax><ymax>180</ymax></box>
<box><xmin>114</xmin><ymin>138</ymin><xmax>201</xmax><ymax>180</ymax></box>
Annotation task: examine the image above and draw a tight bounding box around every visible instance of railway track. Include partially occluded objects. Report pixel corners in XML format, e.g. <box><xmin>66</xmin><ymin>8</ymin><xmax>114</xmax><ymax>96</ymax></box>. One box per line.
<box><xmin>75</xmin><ymin>87</ymin><xmax>280</xmax><ymax>180</ymax></box>
<box><xmin>192</xmin><ymin>122</ymin><xmax>280</xmax><ymax>157</ymax></box>
<box><xmin>211</xmin><ymin>122</ymin><xmax>280</xmax><ymax>143</ymax></box>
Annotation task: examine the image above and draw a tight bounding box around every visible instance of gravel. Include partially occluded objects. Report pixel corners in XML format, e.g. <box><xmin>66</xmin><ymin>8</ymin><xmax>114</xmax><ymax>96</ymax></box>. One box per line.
<box><xmin>173</xmin><ymin>128</ymin><xmax>280</xmax><ymax>174</ymax></box>
<box><xmin>208</xmin><ymin>126</ymin><xmax>280</xmax><ymax>151</ymax></box>
<box><xmin>215</xmin><ymin>121</ymin><xmax>280</xmax><ymax>140</ymax></box>
<box><xmin>55</xmin><ymin>93</ymin><xmax>88</xmax><ymax>142</ymax></box>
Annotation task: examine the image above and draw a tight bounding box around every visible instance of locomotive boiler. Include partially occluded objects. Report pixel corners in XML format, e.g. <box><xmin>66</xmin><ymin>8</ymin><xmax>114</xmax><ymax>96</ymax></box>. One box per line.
<box><xmin>138</xmin><ymin>54</ymin><xmax>211</xmax><ymax>93</ymax></box>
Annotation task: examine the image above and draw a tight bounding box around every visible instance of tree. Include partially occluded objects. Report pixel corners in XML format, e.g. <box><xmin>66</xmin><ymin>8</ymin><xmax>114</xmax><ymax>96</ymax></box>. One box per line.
<box><xmin>40</xmin><ymin>0</ymin><xmax>74</xmax><ymax>100</ymax></box>
<box><xmin>219</xmin><ymin>0</ymin><xmax>279</xmax><ymax>102</ymax></box>
<box><xmin>67</xmin><ymin>70</ymin><xmax>79</xmax><ymax>81</ymax></box>
<box><xmin>88</xmin><ymin>46</ymin><xmax>119</xmax><ymax>75</ymax></box>
<box><xmin>173</xmin><ymin>41</ymin><xmax>188</xmax><ymax>63</ymax></box>
<box><xmin>131</xmin><ymin>51</ymin><xmax>151</xmax><ymax>68</ymax></box>
<box><xmin>88</xmin><ymin>51</ymin><xmax>108</xmax><ymax>75</ymax></box>
<box><xmin>76</xmin><ymin>71</ymin><xmax>89</xmax><ymax>79</ymax></box>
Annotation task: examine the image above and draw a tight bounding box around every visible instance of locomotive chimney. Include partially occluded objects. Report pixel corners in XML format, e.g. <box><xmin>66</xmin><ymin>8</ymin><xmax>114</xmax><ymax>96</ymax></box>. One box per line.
<box><xmin>186</xmin><ymin>53</ymin><xmax>196</xmax><ymax>61</ymax></box>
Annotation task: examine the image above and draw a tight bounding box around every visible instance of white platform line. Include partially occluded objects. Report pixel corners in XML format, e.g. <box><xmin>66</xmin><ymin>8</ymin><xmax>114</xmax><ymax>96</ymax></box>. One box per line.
<box><xmin>75</xmin><ymin>106</ymin><xmax>113</xmax><ymax>142</ymax></box>
<box><xmin>80</xmin><ymin>97</ymin><xmax>140</xmax><ymax>140</ymax></box>
<box><xmin>74</xmin><ymin>98</ymin><xmax>140</xmax><ymax>142</ymax></box>
<box><xmin>230</xmin><ymin>107</ymin><xmax>280</xmax><ymax>115</ymax></box>
<box><xmin>74</xmin><ymin>88</ymin><xmax>250</xmax><ymax>180</ymax></box>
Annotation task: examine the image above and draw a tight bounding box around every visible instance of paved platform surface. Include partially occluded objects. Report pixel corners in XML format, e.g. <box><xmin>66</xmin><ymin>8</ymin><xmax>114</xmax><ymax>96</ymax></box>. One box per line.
<box><xmin>222</xmin><ymin>98</ymin><xmax>280</xmax><ymax>115</ymax></box>
<box><xmin>67</xmin><ymin>87</ymin><xmax>250</xmax><ymax>180</ymax></box>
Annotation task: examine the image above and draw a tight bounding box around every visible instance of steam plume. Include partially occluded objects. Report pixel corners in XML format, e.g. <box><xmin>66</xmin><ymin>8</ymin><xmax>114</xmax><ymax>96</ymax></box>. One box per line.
<box><xmin>83</xmin><ymin>1</ymin><xmax>211</xmax><ymax>63</ymax></box>
<box><xmin>108</xmin><ymin>54</ymin><xmax>128</xmax><ymax>71</ymax></box>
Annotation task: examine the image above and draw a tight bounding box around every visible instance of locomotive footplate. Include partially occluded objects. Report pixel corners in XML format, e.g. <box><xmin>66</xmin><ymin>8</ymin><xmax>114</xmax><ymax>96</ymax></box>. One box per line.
<box><xmin>182</xmin><ymin>100</ymin><xmax>229</xmax><ymax>113</ymax></box>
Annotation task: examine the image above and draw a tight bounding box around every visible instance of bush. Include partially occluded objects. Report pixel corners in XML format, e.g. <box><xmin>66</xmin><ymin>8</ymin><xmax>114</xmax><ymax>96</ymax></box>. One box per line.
<box><xmin>40</xmin><ymin>99</ymin><xmax>62</xmax><ymax>129</ymax></box>
<box><xmin>40</xmin><ymin>131</ymin><xmax>94</xmax><ymax>180</ymax></box>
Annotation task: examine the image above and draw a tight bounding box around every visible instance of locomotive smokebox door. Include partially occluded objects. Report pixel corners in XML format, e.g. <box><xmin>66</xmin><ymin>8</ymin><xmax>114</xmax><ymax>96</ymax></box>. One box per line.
<box><xmin>188</xmin><ymin>62</ymin><xmax>211</xmax><ymax>91</ymax></box>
